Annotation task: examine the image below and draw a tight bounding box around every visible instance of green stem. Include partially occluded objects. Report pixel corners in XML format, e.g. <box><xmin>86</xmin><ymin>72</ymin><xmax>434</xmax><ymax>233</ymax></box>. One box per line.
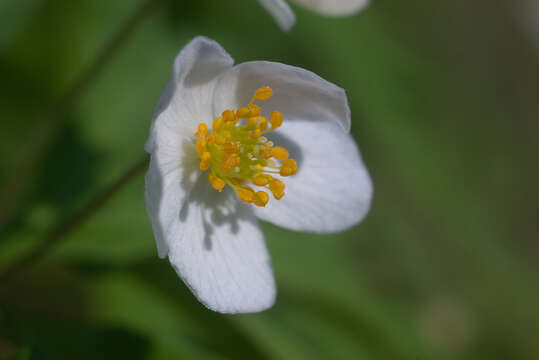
<box><xmin>0</xmin><ymin>155</ymin><xmax>150</xmax><ymax>283</ymax></box>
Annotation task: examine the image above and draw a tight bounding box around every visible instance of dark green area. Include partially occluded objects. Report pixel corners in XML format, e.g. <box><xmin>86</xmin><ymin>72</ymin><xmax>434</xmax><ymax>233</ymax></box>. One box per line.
<box><xmin>1</xmin><ymin>0</ymin><xmax>538</xmax><ymax>358</ymax></box>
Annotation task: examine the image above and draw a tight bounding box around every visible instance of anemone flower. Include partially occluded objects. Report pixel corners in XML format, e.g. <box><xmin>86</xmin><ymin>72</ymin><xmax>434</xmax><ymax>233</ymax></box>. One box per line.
<box><xmin>145</xmin><ymin>36</ymin><xmax>373</xmax><ymax>313</ymax></box>
<box><xmin>257</xmin><ymin>0</ymin><xmax>370</xmax><ymax>31</ymax></box>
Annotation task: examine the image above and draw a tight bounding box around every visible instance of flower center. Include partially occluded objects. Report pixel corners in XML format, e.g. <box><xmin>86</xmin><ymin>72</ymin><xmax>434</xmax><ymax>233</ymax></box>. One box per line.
<box><xmin>194</xmin><ymin>87</ymin><xmax>297</xmax><ymax>207</ymax></box>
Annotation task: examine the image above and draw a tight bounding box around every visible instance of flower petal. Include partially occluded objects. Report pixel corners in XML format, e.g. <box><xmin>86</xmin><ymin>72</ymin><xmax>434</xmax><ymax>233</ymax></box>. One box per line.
<box><xmin>145</xmin><ymin>36</ymin><xmax>234</xmax><ymax>258</ymax></box>
<box><xmin>253</xmin><ymin>119</ymin><xmax>373</xmax><ymax>233</ymax></box>
<box><xmin>292</xmin><ymin>0</ymin><xmax>369</xmax><ymax>16</ymax></box>
<box><xmin>212</xmin><ymin>61</ymin><xmax>351</xmax><ymax>132</ymax></box>
<box><xmin>146</xmin><ymin>36</ymin><xmax>234</xmax><ymax>153</ymax></box>
<box><xmin>145</xmin><ymin>140</ymin><xmax>200</xmax><ymax>258</ymax></box>
<box><xmin>256</xmin><ymin>0</ymin><xmax>296</xmax><ymax>32</ymax></box>
<box><xmin>167</xmin><ymin>179</ymin><xmax>276</xmax><ymax>314</ymax></box>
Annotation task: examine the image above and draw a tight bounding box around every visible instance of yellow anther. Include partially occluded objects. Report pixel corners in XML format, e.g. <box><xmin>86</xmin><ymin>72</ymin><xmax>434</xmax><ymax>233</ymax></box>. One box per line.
<box><xmin>248</xmin><ymin>116</ymin><xmax>267</xmax><ymax>130</ymax></box>
<box><xmin>196</xmin><ymin>139</ymin><xmax>206</xmax><ymax>156</ymax></box>
<box><xmin>195</xmin><ymin>123</ymin><xmax>208</xmax><ymax>138</ymax></box>
<box><xmin>272</xmin><ymin>146</ymin><xmax>289</xmax><ymax>161</ymax></box>
<box><xmin>254</xmin><ymin>191</ymin><xmax>269</xmax><ymax>207</ymax></box>
<box><xmin>263</xmin><ymin>146</ymin><xmax>273</xmax><ymax>159</ymax></box>
<box><xmin>201</xmin><ymin>152</ymin><xmax>211</xmax><ymax>162</ymax></box>
<box><xmin>247</xmin><ymin>103</ymin><xmax>261</xmax><ymax>117</ymax></box>
<box><xmin>252</xmin><ymin>175</ymin><xmax>270</xmax><ymax>186</ymax></box>
<box><xmin>247</xmin><ymin>117</ymin><xmax>257</xmax><ymax>126</ymax></box>
<box><xmin>213</xmin><ymin>117</ymin><xmax>224</xmax><ymax>131</ymax></box>
<box><xmin>280</xmin><ymin>158</ymin><xmax>297</xmax><ymax>176</ymax></box>
<box><xmin>269</xmin><ymin>179</ymin><xmax>285</xmax><ymax>199</ymax></box>
<box><xmin>224</xmin><ymin>120</ymin><xmax>235</xmax><ymax>130</ymax></box>
<box><xmin>212</xmin><ymin>134</ymin><xmax>223</xmax><ymax>145</ymax></box>
<box><xmin>269</xmin><ymin>111</ymin><xmax>283</xmax><ymax>129</ymax></box>
<box><xmin>222</xmin><ymin>110</ymin><xmax>236</xmax><ymax>122</ymax></box>
<box><xmin>253</xmin><ymin>87</ymin><xmax>273</xmax><ymax>101</ymax></box>
<box><xmin>236</xmin><ymin>107</ymin><xmax>250</xmax><ymax>118</ymax></box>
<box><xmin>236</xmin><ymin>186</ymin><xmax>255</xmax><ymax>203</ymax></box>
<box><xmin>208</xmin><ymin>172</ymin><xmax>225</xmax><ymax>192</ymax></box>
<box><xmin>223</xmin><ymin>142</ymin><xmax>240</xmax><ymax>154</ymax></box>
<box><xmin>258</xmin><ymin>117</ymin><xmax>268</xmax><ymax>130</ymax></box>
<box><xmin>200</xmin><ymin>152</ymin><xmax>211</xmax><ymax>171</ymax></box>
<box><xmin>280</xmin><ymin>167</ymin><xmax>293</xmax><ymax>176</ymax></box>
<box><xmin>221</xmin><ymin>154</ymin><xmax>240</xmax><ymax>173</ymax></box>
<box><xmin>252</xmin><ymin>128</ymin><xmax>261</xmax><ymax>138</ymax></box>
<box><xmin>283</xmin><ymin>159</ymin><xmax>297</xmax><ymax>173</ymax></box>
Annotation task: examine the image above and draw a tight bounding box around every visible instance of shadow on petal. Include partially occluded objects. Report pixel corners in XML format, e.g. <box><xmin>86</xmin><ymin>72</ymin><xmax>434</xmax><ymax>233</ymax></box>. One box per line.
<box><xmin>265</xmin><ymin>129</ymin><xmax>304</xmax><ymax>169</ymax></box>
<box><xmin>175</xmin><ymin>139</ymin><xmax>256</xmax><ymax>252</ymax></box>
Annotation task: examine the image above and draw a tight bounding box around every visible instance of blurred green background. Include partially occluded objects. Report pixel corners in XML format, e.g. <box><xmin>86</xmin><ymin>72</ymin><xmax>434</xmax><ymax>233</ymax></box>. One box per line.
<box><xmin>1</xmin><ymin>0</ymin><xmax>539</xmax><ymax>358</ymax></box>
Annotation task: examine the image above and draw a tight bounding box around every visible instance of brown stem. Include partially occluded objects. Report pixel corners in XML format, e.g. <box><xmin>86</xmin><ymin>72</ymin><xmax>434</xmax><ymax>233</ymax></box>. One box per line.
<box><xmin>0</xmin><ymin>155</ymin><xmax>150</xmax><ymax>283</ymax></box>
<box><xmin>0</xmin><ymin>0</ymin><xmax>160</xmax><ymax>230</ymax></box>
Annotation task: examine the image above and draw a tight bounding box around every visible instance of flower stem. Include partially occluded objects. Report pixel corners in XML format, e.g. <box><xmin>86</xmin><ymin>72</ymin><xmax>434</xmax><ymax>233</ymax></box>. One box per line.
<box><xmin>0</xmin><ymin>0</ymin><xmax>160</xmax><ymax>231</ymax></box>
<box><xmin>0</xmin><ymin>155</ymin><xmax>150</xmax><ymax>283</ymax></box>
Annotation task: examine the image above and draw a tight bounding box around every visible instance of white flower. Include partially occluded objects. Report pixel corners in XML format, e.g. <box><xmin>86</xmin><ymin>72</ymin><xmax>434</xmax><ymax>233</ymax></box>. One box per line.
<box><xmin>257</xmin><ymin>0</ymin><xmax>370</xmax><ymax>31</ymax></box>
<box><xmin>145</xmin><ymin>36</ymin><xmax>372</xmax><ymax>314</ymax></box>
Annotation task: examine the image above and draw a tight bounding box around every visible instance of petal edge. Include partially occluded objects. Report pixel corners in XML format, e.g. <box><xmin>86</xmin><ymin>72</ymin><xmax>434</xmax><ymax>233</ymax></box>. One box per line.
<box><xmin>257</xmin><ymin>0</ymin><xmax>296</xmax><ymax>31</ymax></box>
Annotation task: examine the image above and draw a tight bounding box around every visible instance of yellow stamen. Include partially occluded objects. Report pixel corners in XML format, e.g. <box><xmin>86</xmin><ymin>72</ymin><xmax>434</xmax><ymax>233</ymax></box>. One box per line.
<box><xmin>196</xmin><ymin>139</ymin><xmax>206</xmax><ymax>156</ymax></box>
<box><xmin>195</xmin><ymin>123</ymin><xmax>208</xmax><ymax>138</ymax></box>
<box><xmin>272</xmin><ymin>147</ymin><xmax>289</xmax><ymax>161</ymax></box>
<box><xmin>213</xmin><ymin>117</ymin><xmax>224</xmax><ymax>131</ymax></box>
<box><xmin>269</xmin><ymin>179</ymin><xmax>285</xmax><ymax>199</ymax></box>
<box><xmin>222</xmin><ymin>110</ymin><xmax>236</xmax><ymax>122</ymax></box>
<box><xmin>208</xmin><ymin>172</ymin><xmax>225</xmax><ymax>192</ymax></box>
<box><xmin>201</xmin><ymin>152</ymin><xmax>211</xmax><ymax>161</ymax></box>
<box><xmin>236</xmin><ymin>186</ymin><xmax>255</xmax><ymax>203</ymax></box>
<box><xmin>269</xmin><ymin>111</ymin><xmax>283</xmax><ymax>129</ymax></box>
<box><xmin>221</xmin><ymin>154</ymin><xmax>240</xmax><ymax>173</ymax></box>
<box><xmin>254</xmin><ymin>191</ymin><xmax>269</xmax><ymax>207</ymax></box>
<box><xmin>223</xmin><ymin>142</ymin><xmax>240</xmax><ymax>154</ymax></box>
<box><xmin>236</xmin><ymin>107</ymin><xmax>250</xmax><ymax>118</ymax></box>
<box><xmin>200</xmin><ymin>152</ymin><xmax>211</xmax><ymax>171</ymax></box>
<box><xmin>252</xmin><ymin>175</ymin><xmax>270</xmax><ymax>186</ymax></box>
<box><xmin>258</xmin><ymin>117</ymin><xmax>268</xmax><ymax>130</ymax></box>
<box><xmin>194</xmin><ymin>87</ymin><xmax>297</xmax><ymax>206</ymax></box>
<box><xmin>247</xmin><ymin>103</ymin><xmax>261</xmax><ymax>117</ymax></box>
<box><xmin>253</xmin><ymin>86</ymin><xmax>273</xmax><ymax>101</ymax></box>
<box><xmin>280</xmin><ymin>159</ymin><xmax>297</xmax><ymax>177</ymax></box>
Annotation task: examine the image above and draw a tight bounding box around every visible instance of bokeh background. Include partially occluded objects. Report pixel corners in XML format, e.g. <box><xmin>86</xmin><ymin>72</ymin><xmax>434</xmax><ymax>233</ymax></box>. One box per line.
<box><xmin>1</xmin><ymin>0</ymin><xmax>539</xmax><ymax>359</ymax></box>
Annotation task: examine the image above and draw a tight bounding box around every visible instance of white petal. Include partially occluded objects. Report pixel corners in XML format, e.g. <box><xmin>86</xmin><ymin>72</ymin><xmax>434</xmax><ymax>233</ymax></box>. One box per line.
<box><xmin>167</xmin><ymin>178</ymin><xmax>276</xmax><ymax>314</ymax></box>
<box><xmin>253</xmin><ymin>119</ymin><xmax>373</xmax><ymax>233</ymax></box>
<box><xmin>292</xmin><ymin>0</ymin><xmax>369</xmax><ymax>16</ymax></box>
<box><xmin>256</xmin><ymin>0</ymin><xmax>296</xmax><ymax>32</ymax></box>
<box><xmin>145</xmin><ymin>36</ymin><xmax>234</xmax><ymax>258</ymax></box>
<box><xmin>213</xmin><ymin>61</ymin><xmax>351</xmax><ymax>131</ymax></box>
<box><xmin>145</xmin><ymin>141</ymin><xmax>200</xmax><ymax>258</ymax></box>
<box><xmin>145</xmin><ymin>36</ymin><xmax>234</xmax><ymax>153</ymax></box>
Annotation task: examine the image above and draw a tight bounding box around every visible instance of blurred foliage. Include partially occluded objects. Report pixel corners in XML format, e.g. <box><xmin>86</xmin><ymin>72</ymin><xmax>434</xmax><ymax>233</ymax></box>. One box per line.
<box><xmin>1</xmin><ymin>0</ymin><xmax>539</xmax><ymax>359</ymax></box>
